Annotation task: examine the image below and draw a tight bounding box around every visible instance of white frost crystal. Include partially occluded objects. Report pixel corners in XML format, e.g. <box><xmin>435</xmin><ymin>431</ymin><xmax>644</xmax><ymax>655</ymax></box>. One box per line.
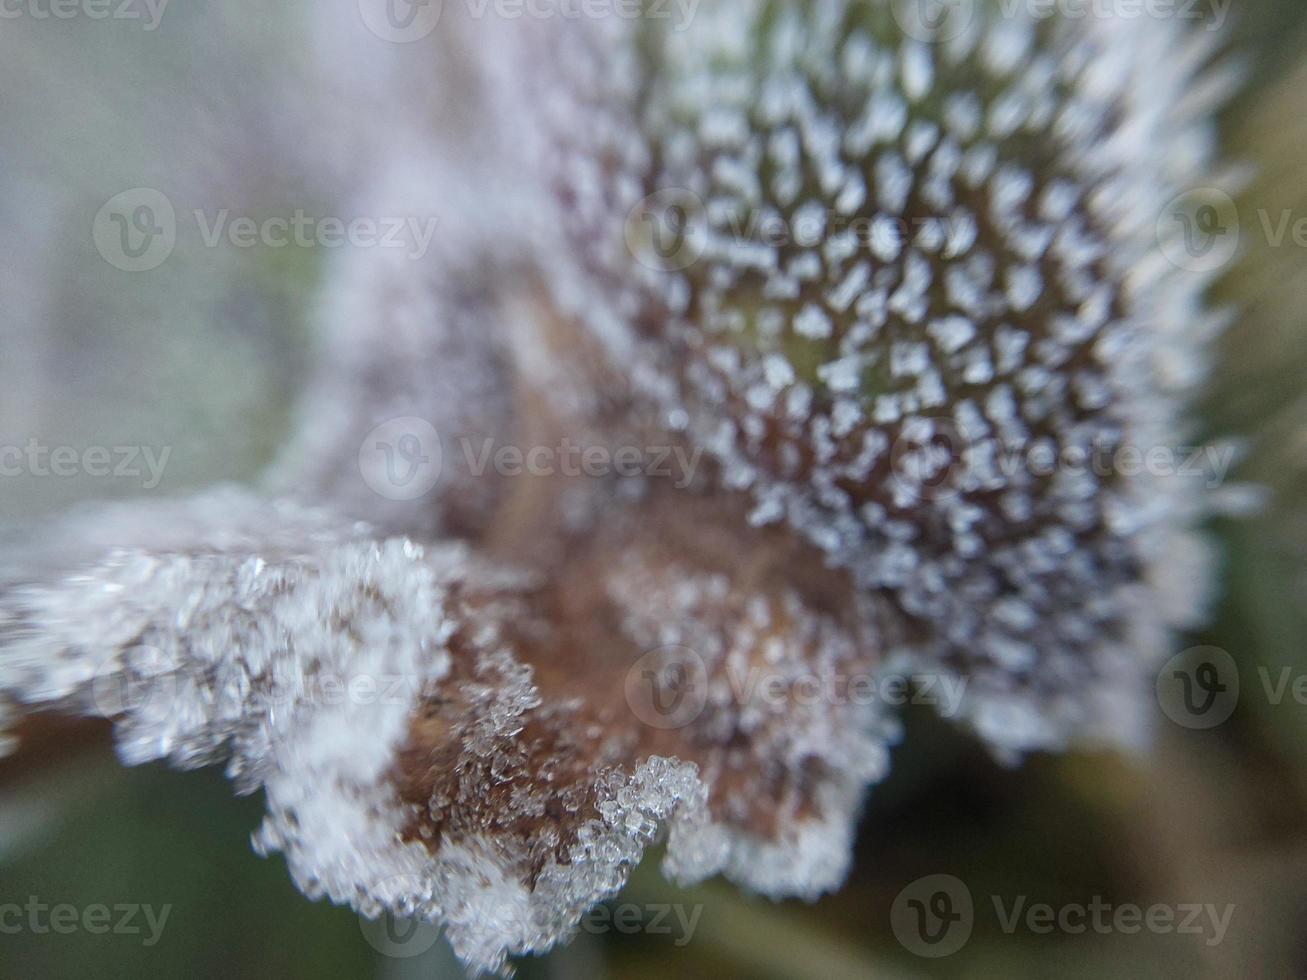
<box><xmin>1</xmin><ymin>2</ymin><xmax>1235</xmax><ymax>974</ymax></box>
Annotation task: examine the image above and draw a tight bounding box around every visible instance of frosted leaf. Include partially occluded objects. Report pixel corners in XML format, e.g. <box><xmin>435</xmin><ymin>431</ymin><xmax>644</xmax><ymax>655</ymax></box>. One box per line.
<box><xmin>0</xmin><ymin>3</ymin><xmax>1240</xmax><ymax>975</ymax></box>
<box><xmin>378</xmin><ymin>491</ymin><xmax>903</xmax><ymax>964</ymax></box>
<box><xmin>0</xmin><ymin>491</ymin><xmax>897</xmax><ymax>973</ymax></box>
<box><xmin>526</xmin><ymin>2</ymin><xmax>1236</xmax><ymax>756</ymax></box>
<box><xmin>0</xmin><ymin>491</ymin><xmax>450</xmax><ymax>780</ymax></box>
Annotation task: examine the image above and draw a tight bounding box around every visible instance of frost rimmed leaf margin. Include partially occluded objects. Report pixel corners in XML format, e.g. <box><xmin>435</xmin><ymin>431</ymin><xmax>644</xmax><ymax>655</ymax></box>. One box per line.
<box><xmin>0</xmin><ymin>492</ymin><xmax>669</xmax><ymax>973</ymax></box>
<box><xmin>0</xmin><ymin>491</ymin><xmax>889</xmax><ymax>974</ymax></box>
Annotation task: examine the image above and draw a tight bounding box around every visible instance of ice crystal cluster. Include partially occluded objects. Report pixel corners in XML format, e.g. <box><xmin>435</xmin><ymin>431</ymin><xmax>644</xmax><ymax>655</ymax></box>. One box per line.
<box><xmin>0</xmin><ymin>1</ymin><xmax>1234</xmax><ymax>974</ymax></box>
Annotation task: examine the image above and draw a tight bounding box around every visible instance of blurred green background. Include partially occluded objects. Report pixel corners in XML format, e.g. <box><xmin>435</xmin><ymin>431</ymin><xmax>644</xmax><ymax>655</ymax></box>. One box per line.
<box><xmin>3</xmin><ymin>2</ymin><xmax>1307</xmax><ymax>977</ymax></box>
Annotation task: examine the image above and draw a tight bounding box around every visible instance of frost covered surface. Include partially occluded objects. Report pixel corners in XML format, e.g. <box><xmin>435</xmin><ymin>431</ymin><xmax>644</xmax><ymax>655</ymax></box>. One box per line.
<box><xmin>0</xmin><ymin>1</ymin><xmax>1237</xmax><ymax>975</ymax></box>
<box><xmin>0</xmin><ymin>492</ymin><xmax>894</xmax><ymax>974</ymax></box>
<box><xmin>532</xmin><ymin>1</ymin><xmax>1235</xmax><ymax>754</ymax></box>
